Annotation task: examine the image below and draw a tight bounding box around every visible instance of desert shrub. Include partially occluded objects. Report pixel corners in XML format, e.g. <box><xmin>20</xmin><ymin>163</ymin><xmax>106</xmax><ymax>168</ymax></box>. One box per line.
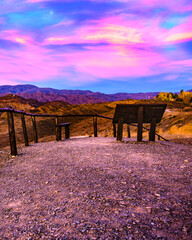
<box><xmin>156</xmin><ymin>92</ymin><xmax>174</xmax><ymax>101</ymax></box>
<box><xmin>172</xmin><ymin>93</ymin><xmax>179</xmax><ymax>100</ymax></box>
<box><xmin>156</xmin><ymin>90</ymin><xmax>192</xmax><ymax>103</ymax></box>
<box><xmin>178</xmin><ymin>91</ymin><xmax>192</xmax><ymax>104</ymax></box>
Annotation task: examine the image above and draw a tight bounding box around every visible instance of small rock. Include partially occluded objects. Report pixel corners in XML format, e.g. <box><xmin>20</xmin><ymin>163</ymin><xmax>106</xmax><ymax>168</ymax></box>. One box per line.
<box><xmin>182</xmin><ymin>226</ymin><xmax>187</xmax><ymax>233</ymax></box>
<box><xmin>155</xmin><ymin>193</ymin><xmax>161</xmax><ymax>197</ymax></box>
<box><xmin>121</xmin><ymin>181</ymin><xmax>127</xmax><ymax>184</ymax></box>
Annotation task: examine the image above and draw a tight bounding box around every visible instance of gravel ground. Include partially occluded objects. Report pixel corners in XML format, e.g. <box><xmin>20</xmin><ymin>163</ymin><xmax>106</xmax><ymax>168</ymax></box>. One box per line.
<box><xmin>0</xmin><ymin>137</ymin><xmax>192</xmax><ymax>239</ymax></box>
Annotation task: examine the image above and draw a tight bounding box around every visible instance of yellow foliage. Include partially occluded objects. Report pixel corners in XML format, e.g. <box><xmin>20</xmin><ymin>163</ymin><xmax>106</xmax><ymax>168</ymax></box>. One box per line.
<box><xmin>156</xmin><ymin>92</ymin><xmax>174</xmax><ymax>101</ymax></box>
<box><xmin>178</xmin><ymin>91</ymin><xmax>192</xmax><ymax>104</ymax></box>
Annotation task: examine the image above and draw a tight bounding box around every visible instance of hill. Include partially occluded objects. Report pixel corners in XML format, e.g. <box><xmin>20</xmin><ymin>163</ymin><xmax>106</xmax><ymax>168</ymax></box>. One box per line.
<box><xmin>0</xmin><ymin>94</ymin><xmax>43</xmax><ymax>110</ymax></box>
<box><xmin>0</xmin><ymin>84</ymin><xmax>159</xmax><ymax>104</ymax></box>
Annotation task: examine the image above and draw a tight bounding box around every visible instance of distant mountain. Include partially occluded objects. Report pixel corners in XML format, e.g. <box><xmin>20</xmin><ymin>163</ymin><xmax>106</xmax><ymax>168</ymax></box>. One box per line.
<box><xmin>0</xmin><ymin>84</ymin><xmax>160</xmax><ymax>104</ymax></box>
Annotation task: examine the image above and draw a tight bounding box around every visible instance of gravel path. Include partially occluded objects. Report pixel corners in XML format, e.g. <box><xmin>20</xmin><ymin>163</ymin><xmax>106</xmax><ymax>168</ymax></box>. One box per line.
<box><xmin>0</xmin><ymin>137</ymin><xmax>192</xmax><ymax>239</ymax></box>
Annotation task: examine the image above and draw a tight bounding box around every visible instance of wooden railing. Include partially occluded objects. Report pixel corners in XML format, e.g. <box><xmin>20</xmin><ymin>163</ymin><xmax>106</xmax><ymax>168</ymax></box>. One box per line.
<box><xmin>0</xmin><ymin>107</ymin><xmax>168</xmax><ymax>156</ymax></box>
<box><xmin>0</xmin><ymin>108</ymin><xmax>114</xmax><ymax>156</ymax></box>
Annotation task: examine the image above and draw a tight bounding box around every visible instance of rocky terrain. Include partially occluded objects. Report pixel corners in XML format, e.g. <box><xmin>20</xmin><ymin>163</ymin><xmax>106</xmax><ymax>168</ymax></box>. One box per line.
<box><xmin>0</xmin><ymin>137</ymin><xmax>192</xmax><ymax>239</ymax></box>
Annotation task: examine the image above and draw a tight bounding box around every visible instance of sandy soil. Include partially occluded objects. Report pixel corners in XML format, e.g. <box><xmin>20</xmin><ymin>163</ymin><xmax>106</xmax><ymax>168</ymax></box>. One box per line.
<box><xmin>0</xmin><ymin>137</ymin><xmax>192</xmax><ymax>239</ymax></box>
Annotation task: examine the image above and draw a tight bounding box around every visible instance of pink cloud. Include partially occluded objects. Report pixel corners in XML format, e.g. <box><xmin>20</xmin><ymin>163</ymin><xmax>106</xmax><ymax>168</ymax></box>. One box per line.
<box><xmin>90</xmin><ymin>0</ymin><xmax>192</xmax><ymax>12</ymax></box>
<box><xmin>26</xmin><ymin>0</ymin><xmax>52</xmax><ymax>2</ymax></box>
<box><xmin>0</xmin><ymin>30</ymin><xmax>35</xmax><ymax>45</ymax></box>
<box><xmin>0</xmin><ymin>45</ymin><xmax>62</xmax><ymax>83</ymax></box>
<box><xmin>140</xmin><ymin>0</ymin><xmax>192</xmax><ymax>12</ymax></box>
<box><xmin>165</xmin><ymin>32</ymin><xmax>192</xmax><ymax>42</ymax></box>
<box><xmin>166</xmin><ymin>59</ymin><xmax>192</xmax><ymax>67</ymax></box>
<box><xmin>85</xmin><ymin>25</ymin><xmax>144</xmax><ymax>44</ymax></box>
<box><xmin>56</xmin><ymin>45</ymin><xmax>167</xmax><ymax>79</ymax></box>
<box><xmin>43</xmin><ymin>15</ymin><xmax>170</xmax><ymax>47</ymax></box>
<box><xmin>0</xmin><ymin>79</ymin><xmax>20</xmax><ymax>85</ymax></box>
<box><xmin>1</xmin><ymin>11</ymin><xmax>191</xmax><ymax>87</ymax></box>
<box><xmin>164</xmin><ymin>16</ymin><xmax>192</xmax><ymax>43</ymax></box>
<box><xmin>44</xmin><ymin>16</ymin><xmax>147</xmax><ymax>46</ymax></box>
<box><xmin>0</xmin><ymin>40</ymin><xmax>167</xmax><ymax>85</ymax></box>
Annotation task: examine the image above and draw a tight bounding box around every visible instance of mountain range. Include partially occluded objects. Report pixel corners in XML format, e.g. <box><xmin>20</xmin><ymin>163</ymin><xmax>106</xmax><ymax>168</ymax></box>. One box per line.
<box><xmin>0</xmin><ymin>84</ymin><xmax>161</xmax><ymax>105</ymax></box>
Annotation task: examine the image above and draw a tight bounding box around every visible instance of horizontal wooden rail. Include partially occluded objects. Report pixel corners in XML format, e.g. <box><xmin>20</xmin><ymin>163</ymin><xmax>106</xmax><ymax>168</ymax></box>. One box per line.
<box><xmin>97</xmin><ymin>114</ymin><xmax>113</xmax><ymax>120</ymax></box>
<box><xmin>0</xmin><ymin>108</ymin><xmax>111</xmax><ymax>119</ymax></box>
<box><xmin>0</xmin><ymin>108</ymin><xmax>114</xmax><ymax>156</ymax></box>
<box><xmin>0</xmin><ymin>107</ymin><xmax>168</xmax><ymax>156</ymax></box>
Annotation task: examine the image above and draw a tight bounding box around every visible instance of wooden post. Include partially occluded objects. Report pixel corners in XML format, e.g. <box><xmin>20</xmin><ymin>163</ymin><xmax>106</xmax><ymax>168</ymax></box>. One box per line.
<box><xmin>21</xmin><ymin>114</ymin><xmax>29</xmax><ymax>146</ymax></box>
<box><xmin>137</xmin><ymin>106</ymin><xmax>143</xmax><ymax>142</ymax></box>
<box><xmin>117</xmin><ymin>118</ymin><xmax>123</xmax><ymax>141</ymax></box>
<box><xmin>93</xmin><ymin>116</ymin><xmax>97</xmax><ymax>137</ymax></box>
<box><xmin>149</xmin><ymin>118</ymin><xmax>156</xmax><ymax>141</ymax></box>
<box><xmin>127</xmin><ymin>124</ymin><xmax>131</xmax><ymax>138</ymax></box>
<box><xmin>7</xmin><ymin>111</ymin><xmax>17</xmax><ymax>156</ymax></box>
<box><xmin>31</xmin><ymin>115</ymin><xmax>38</xmax><ymax>143</ymax></box>
<box><xmin>55</xmin><ymin>117</ymin><xmax>61</xmax><ymax>141</ymax></box>
<box><xmin>113</xmin><ymin>122</ymin><xmax>116</xmax><ymax>137</ymax></box>
<box><xmin>65</xmin><ymin>125</ymin><xmax>70</xmax><ymax>139</ymax></box>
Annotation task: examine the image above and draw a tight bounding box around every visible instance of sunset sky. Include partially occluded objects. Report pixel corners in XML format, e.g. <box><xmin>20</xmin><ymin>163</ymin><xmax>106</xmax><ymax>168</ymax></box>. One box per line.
<box><xmin>0</xmin><ymin>0</ymin><xmax>192</xmax><ymax>93</ymax></box>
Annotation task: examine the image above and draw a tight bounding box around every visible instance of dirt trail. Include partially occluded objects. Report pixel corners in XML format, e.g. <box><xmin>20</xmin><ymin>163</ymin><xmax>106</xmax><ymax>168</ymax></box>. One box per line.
<box><xmin>0</xmin><ymin>137</ymin><xmax>192</xmax><ymax>239</ymax></box>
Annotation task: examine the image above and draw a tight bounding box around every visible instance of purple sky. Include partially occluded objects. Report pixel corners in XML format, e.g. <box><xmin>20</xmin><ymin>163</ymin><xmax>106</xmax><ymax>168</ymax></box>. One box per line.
<box><xmin>0</xmin><ymin>0</ymin><xmax>192</xmax><ymax>93</ymax></box>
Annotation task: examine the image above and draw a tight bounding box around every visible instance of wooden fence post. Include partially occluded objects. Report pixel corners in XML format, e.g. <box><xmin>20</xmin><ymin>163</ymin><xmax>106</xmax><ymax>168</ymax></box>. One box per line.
<box><xmin>21</xmin><ymin>114</ymin><xmax>29</xmax><ymax>146</ymax></box>
<box><xmin>149</xmin><ymin>118</ymin><xmax>156</xmax><ymax>141</ymax></box>
<box><xmin>117</xmin><ymin>118</ymin><xmax>123</xmax><ymax>141</ymax></box>
<box><xmin>137</xmin><ymin>106</ymin><xmax>143</xmax><ymax>142</ymax></box>
<box><xmin>7</xmin><ymin>111</ymin><xmax>17</xmax><ymax>156</ymax></box>
<box><xmin>113</xmin><ymin>122</ymin><xmax>116</xmax><ymax>137</ymax></box>
<box><xmin>93</xmin><ymin>116</ymin><xmax>97</xmax><ymax>137</ymax></box>
<box><xmin>31</xmin><ymin>115</ymin><xmax>38</xmax><ymax>143</ymax></box>
<box><xmin>65</xmin><ymin>125</ymin><xmax>70</xmax><ymax>139</ymax></box>
<box><xmin>55</xmin><ymin>117</ymin><xmax>61</xmax><ymax>141</ymax></box>
<box><xmin>127</xmin><ymin>124</ymin><xmax>131</xmax><ymax>138</ymax></box>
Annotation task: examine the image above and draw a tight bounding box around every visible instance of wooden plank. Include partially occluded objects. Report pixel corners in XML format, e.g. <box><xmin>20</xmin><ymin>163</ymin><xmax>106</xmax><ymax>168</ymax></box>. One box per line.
<box><xmin>31</xmin><ymin>116</ymin><xmax>38</xmax><ymax>143</ymax></box>
<box><xmin>149</xmin><ymin>118</ymin><xmax>156</xmax><ymax>141</ymax></box>
<box><xmin>117</xmin><ymin>118</ymin><xmax>123</xmax><ymax>141</ymax></box>
<box><xmin>21</xmin><ymin>114</ymin><xmax>29</xmax><ymax>146</ymax></box>
<box><xmin>7</xmin><ymin>112</ymin><xmax>17</xmax><ymax>156</ymax></box>
<box><xmin>113</xmin><ymin>104</ymin><xmax>167</xmax><ymax>123</ymax></box>
<box><xmin>113</xmin><ymin>122</ymin><xmax>116</xmax><ymax>137</ymax></box>
<box><xmin>137</xmin><ymin>106</ymin><xmax>143</xmax><ymax>142</ymax></box>
<box><xmin>127</xmin><ymin>124</ymin><xmax>131</xmax><ymax>138</ymax></box>
<box><xmin>93</xmin><ymin>116</ymin><xmax>97</xmax><ymax>137</ymax></box>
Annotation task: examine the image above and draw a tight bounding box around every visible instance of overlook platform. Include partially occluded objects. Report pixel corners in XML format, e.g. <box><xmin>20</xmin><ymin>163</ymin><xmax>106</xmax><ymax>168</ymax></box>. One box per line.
<box><xmin>0</xmin><ymin>137</ymin><xmax>191</xmax><ymax>239</ymax></box>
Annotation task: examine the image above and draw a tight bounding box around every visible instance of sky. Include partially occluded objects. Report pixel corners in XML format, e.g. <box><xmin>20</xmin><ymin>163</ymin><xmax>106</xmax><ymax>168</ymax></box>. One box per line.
<box><xmin>0</xmin><ymin>0</ymin><xmax>192</xmax><ymax>93</ymax></box>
